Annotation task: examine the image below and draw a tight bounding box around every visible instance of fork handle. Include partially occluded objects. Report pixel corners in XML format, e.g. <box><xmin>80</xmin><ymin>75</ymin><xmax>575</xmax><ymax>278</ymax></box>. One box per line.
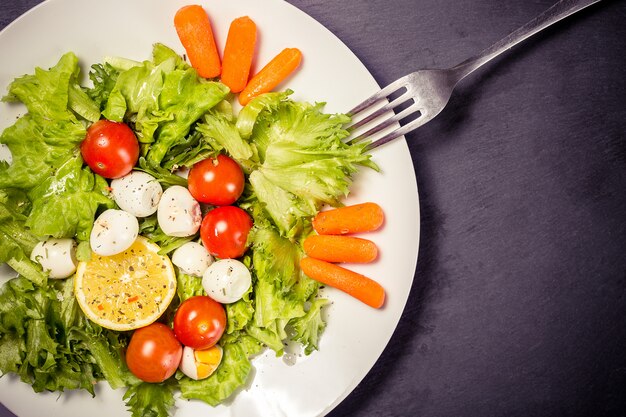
<box><xmin>452</xmin><ymin>0</ymin><xmax>601</xmax><ymax>81</ymax></box>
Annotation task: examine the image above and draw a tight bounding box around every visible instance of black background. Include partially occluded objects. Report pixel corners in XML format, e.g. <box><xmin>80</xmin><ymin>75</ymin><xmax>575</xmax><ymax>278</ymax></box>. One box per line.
<box><xmin>1</xmin><ymin>1</ymin><xmax>626</xmax><ymax>416</ymax></box>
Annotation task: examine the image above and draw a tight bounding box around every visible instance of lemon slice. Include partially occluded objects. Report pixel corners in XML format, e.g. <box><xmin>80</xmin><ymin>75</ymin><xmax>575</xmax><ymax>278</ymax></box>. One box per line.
<box><xmin>75</xmin><ymin>236</ymin><xmax>176</xmax><ymax>331</ymax></box>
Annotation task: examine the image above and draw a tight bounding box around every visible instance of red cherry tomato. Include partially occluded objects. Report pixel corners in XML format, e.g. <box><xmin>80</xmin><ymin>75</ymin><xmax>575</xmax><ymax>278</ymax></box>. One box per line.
<box><xmin>187</xmin><ymin>154</ymin><xmax>245</xmax><ymax>205</ymax></box>
<box><xmin>201</xmin><ymin>206</ymin><xmax>253</xmax><ymax>259</ymax></box>
<box><xmin>125</xmin><ymin>323</ymin><xmax>182</xmax><ymax>383</ymax></box>
<box><xmin>80</xmin><ymin>119</ymin><xmax>139</xmax><ymax>179</ymax></box>
<box><xmin>173</xmin><ymin>296</ymin><xmax>226</xmax><ymax>350</ymax></box>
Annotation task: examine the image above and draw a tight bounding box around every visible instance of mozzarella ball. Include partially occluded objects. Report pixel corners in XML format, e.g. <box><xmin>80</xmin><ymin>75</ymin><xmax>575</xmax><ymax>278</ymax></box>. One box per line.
<box><xmin>30</xmin><ymin>238</ymin><xmax>77</xmax><ymax>279</ymax></box>
<box><xmin>179</xmin><ymin>345</ymin><xmax>222</xmax><ymax>380</ymax></box>
<box><xmin>202</xmin><ymin>259</ymin><xmax>251</xmax><ymax>304</ymax></box>
<box><xmin>157</xmin><ymin>186</ymin><xmax>202</xmax><ymax>237</ymax></box>
<box><xmin>172</xmin><ymin>242</ymin><xmax>213</xmax><ymax>277</ymax></box>
<box><xmin>90</xmin><ymin>209</ymin><xmax>139</xmax><ymax>256</ymax></box>
<box><xmin>111</xmin><ymin>171</ymin><xmax>162</xmax><ymax>217</ymax></box>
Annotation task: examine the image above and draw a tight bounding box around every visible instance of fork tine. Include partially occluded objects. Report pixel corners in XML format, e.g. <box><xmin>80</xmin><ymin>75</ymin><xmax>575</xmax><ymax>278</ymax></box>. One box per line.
<box><xmin>348</xmin><ymin>102</ymin><xmax>420</xmax><ymax>145</ymax></box>
<box><xmin>365</xmin><ymin>114</ymin><xmax>430</xmax><ymax>150</ymax></box>
<box><xmin>348</xmin><ymin>91</ymin><xmax>412</xmax><ymax>132</ymax></box>
<box><xmin>347</xmin><ymin>75</ymin><xmax>411</xmax><ymax>116</ymax></box>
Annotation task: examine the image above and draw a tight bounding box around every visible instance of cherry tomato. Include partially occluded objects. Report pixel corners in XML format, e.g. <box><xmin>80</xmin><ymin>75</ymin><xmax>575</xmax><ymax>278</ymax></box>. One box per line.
<box><xmin>173</xmin><ymin>296</ymin><xmax>226</xmax><ymax>350</ymax></box>
<box><xmin>125</xmin><ymin>323</ymin><xmax>182</xmax><ymax>383</ymax></box>
<box><xmin>80</xmin><ymin>119</ymin><xmax>139</xmax><ymax>179</ymax></box>
<box><xmin>201</xmin><ymin>206</ymin><xmax>253</xmax><ymax>259</ymax></box>
<box><xmin>187</xmin><ymin>154</ymin><xmax>245</xmax><ymax>205</ymax></box>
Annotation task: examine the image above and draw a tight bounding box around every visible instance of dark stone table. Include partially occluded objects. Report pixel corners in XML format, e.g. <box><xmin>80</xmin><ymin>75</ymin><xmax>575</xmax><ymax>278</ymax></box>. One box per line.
<box><xmin>2</xmin><ymin>0</ymin><xmax>625</xmax><ymax>416</ymax></box>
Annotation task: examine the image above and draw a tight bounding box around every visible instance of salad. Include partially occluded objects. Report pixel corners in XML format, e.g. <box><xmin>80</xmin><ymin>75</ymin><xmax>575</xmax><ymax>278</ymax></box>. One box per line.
<box><xmin>0</xmin><ymin>6</ymin><xmax>381</xmax><ymax>417</ymax></box>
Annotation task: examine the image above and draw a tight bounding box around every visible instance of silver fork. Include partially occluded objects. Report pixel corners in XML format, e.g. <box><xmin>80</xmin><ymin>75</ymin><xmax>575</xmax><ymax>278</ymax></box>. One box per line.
<box><xmin>347</xmin><ymin>0</ymin><xmax>601</xmax><ymax>149</ymax></box>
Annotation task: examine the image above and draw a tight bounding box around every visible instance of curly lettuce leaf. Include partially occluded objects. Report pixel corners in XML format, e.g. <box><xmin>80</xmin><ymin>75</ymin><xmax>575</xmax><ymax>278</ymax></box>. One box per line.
<box><xmin>0</xmin><ymin>53</ymin><xmax>90</xmax><ymax>190</ymax></box>
<box><xmin>239</xmin><ymin>92</ymin><xmax>376</xmax><ymax>237</ymax></box>
<box><xmin>235</xmin><ymin>91</ymin><xmax>290</xmax><ymax>140</ymax></box>
<box><xmin>261</xmin><ymin>140</ymin><xmax>369</xmax><ymax>204</ymax></box>
<box><xmin>0</xmin><ymin>191</ymin><xmax>37</xmax><ymax>254</ymax></box>
<box><xmin>225</xmin><ymin>291</ymin><xmax>255</xmax><ymax>335</ymax></box>
<box><xmin>0</xmin><ymin>198</ymin><xmax>45</xmax><ymax>285</ymax></box>
<box><xmin>243</xmin><ymin>224</ymin><xmax>326</xmax><ymax>355</ymax></box>
<box><xmin>136</xmin><ymin>158</ymin><xmax>188</xmax><ymax>188</ymax></box>
<box><xmin>176</xmin><ymin>272</ymin><xmax>205</xmax><ymax>302</ymax></box>
<box><xmin>160</xmin><ymin>131</ymin><xmax>214</xmax><ymax>171</ymax></box>
<box><xmin>68</xmin><ymin>83</ymin><xmax>100</xmax><ymax>122</ymax></box>
<box><xmin>0</xmin><ymin>53</ymin><xmax>111</xmax><ymax>244</ymax></box>
<box><xmin>152</xmin><ymin>43</ymin><xmax>189</xmax><ymax>70</ymax></box>
<box><xmin>289</xmin><ymin>298</ymin><xmax>329</xmax><ymax>355</ymax></box>
<box><xmin>0</xmin><ymin>277</ymin><xmax>134</xmax><ymax>394</ymax></box>
<box><xmin>25</xmin><ymin>155</ymin><xmax>114</xmax><ymax>241</ymax></box>
<box><xmin>101</xmin><ymin>44</ymin><xmax>229</xmax><ymax>165</ymax></box>
<box><xmin>196</xmin><ymin>108</ymin><xmax>256</xmax><ymax>170</ymax></box>
<box><xmin>3</xmin><ymin>52</ymin><xmax>89</xmax><ymax>122</ymax></box>
<box><xmin>0</xmin><ymin>115</ymin><xmax>85</xmax><ymax>190</ymax></box>
<box><xmin>247</xmin><ymin>171</ymin><xmax>314</xmax><ymax>238</ymax></box>
<box><xmin>102</xmin><ymin>58</ymin><xmax>173</xmax><ymax>141</ymax></box>
<box><xmin>179</xmin><ymin>337</ymin><xmax>262</xmax><ymax>406</ymax></box>
<box><xmin>87</xmin><ymin>62</ymin><xmax>120</xmax><ymax>111</ymax></box>
<box><xmin>250</xmin><ymin>226</ymin><xmax>302</xmax><ymax>289</ymax></box>
<box><xmin>146</xmin><ymin>68</ymin><xmax>228</xmax><ymax>165</ymax></box>
<box><xmin>123</xmin><ymin>381</ymin><xmax>176</xmax><ymax>417</ymax></box>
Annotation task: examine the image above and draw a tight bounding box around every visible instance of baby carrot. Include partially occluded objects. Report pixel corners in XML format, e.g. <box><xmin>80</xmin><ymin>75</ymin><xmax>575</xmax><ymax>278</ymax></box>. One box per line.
<box><xmin>238</xmin><ymin>47</ymin><xmax>302</xmax><ymax>105</ymax></box>
<box><xmin>303</xmin><ymin>235</ymin><xmax>378</xmax><ymax>263</ymax></box>
<box><xmin>221</xmin><ymin>16</ymin><xmax>257</xmax><ymax>93</ymax></box>
<box><xmin>312</xmin><ymin>202</ymin><xmax>384</xmax><ymax>235</ymax></box>
<box><xmin>174</xmin><ymin>5</ymin><xmax>221</xmax><ymax>78</ymax></box>
<box><xmin>300</xmin><ymin>257</ymin><xmax>385</xmax><ymax>309</ymax></box>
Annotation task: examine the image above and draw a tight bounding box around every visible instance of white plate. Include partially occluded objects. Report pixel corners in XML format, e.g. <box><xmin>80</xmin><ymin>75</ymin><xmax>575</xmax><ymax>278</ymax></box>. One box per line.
<box><xmin>0</xmin><ymin>1</ymin><xmax>420</xmax><ymax>416</ymax></box>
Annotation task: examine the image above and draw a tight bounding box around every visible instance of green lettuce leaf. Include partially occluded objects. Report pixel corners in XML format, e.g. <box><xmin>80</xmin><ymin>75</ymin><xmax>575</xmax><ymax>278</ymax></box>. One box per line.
<box><xmin>196</xmin><ymin>108</ymin><xmax>256</xmax><ymax>171</ymax></box>
<box><xmin>0</xmin><ymin>277</ymin><xmax>133</xmax><ymax>394</ymax></box>
<box><xmin>0</xmin><ymin>53</ymin><xmax>89</xmax><ymax>190</ymax></box>
<box><xmin>235</xmin><ymin>91</ymin><xmax>290</xmax><ymax>140</ymax></box>
<box><xmin>0</xmin><ymin>193</ymin><xmax>37</xmax><ymax>256</ymax></box>
<box><xmin>250</xmin><ymin>226</ymin><xmax>302</xmax><ymax>289</ymax></box>
<box><xmin>225</xmin><ymin>291</ymin><xmax>255</xmax><ymax>335</ymax></box>
<box><xmin>152</xmin><ymin>43</ymin><xmax>189</xmax><ymax>70</ymax></box>
<box><xmin>242</xmin><ymin>224</ymin><xmax>328</xmax><ymax>355</ymax></box>
<box><xmin>146</xmin><ymin>68</ymin><xmax>228</xmax><ymax>165</ymax></box>
<box><xmin>137</xmin><ymin>158</ymin><xmax>188</xmax><ymax>188</ymax></box>
<box><xmin>3</xmin><ymin>52</ymin><xmax>86</xmax><ymax>122</ymax></box>
<box><xmin>102</xmin><ymin>58</ymin><xmax>173</xmax><ymax>141</ymax></box>
<box><xmin>68</xmin><ymin>83</ymin><xmax>100</xmax><ymax>122</ymax></box>
<box><xmin>0</xmin><ymin>115</ymin><xmax>85</xmax><ymax>190</ymax></box>
<box><xmin>0</xmin><ymin>193</ymin><xmax>45</xmax><ymax>285</ymax></box>
<box><xmin>176</xmin><ymin>272</ymin><xmax>205</xmax><ymax>302</ymax></box>
<box><xmin>179</xmin><ymin>338</ymin><xmax>261</xmax><ymax>406</ymax></box>
<box><xmin>239</xmin><ymin>92</ymin><xmax>375</xmax><ymax>238</ymax></box>
<box><xmin>101</xmin><ymin>44</ymin><xmax>228</xmax><ymax>166</ymax></box>
<box><xmin>0</xmin><ymin>202</ymin><xmax>47</xmax><ymax>285</ymax></box>
<box><xmin>4</xmin><ymin>52</ymin><xmax>100</xmax><ymax>122</ymax></box>
<box><xmin>25</xmin><ymin>155</ymin><xmax>114</xmax><ymax>241</ymax></box>
<box><xmin>0</xmin><ymin>332</ymin><xmax>23</xmax><ymax>375</ymax></box>
<box><xmin>87</xmin><ymin>62</ymin><xmax>120</xmax><ymax>111</ymax></box>
<box><xmin>159</xmin><ymin>130</ymin><xmax>212</xmax><ymax>171</ymax></box>
<box><xmin>289</xmin><ymin>298</ymin><xmax>329</xmax><ymax>355</ymax></box>
<box><xmin>123</xmin><ymin>381</ymin><xmax>176</xmax><ymax>417</ymax></box>
<box><xmin>247</xmin><ymin>171</ymin><xmax>314</xmax><ymax>238</ymax></box>
<box><xmin>0</xmin><ymin>52</ymin><xmax>111</xmax><ymax>248</ymax></box>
